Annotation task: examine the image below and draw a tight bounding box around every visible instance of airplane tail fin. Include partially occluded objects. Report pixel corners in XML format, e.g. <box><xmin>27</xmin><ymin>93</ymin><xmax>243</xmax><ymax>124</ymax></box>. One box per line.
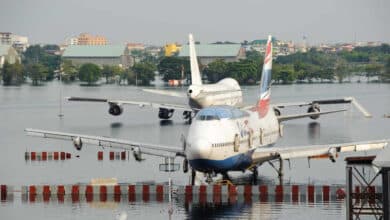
<box><xmin>256</xmin><ymin>35</ymin><xmax>273</xmax><ymax>118</ymax></box>
<box><xmin>189</xmin><ymin>33</ymin><xmax>202</xmax><ymax>85</ymax></box>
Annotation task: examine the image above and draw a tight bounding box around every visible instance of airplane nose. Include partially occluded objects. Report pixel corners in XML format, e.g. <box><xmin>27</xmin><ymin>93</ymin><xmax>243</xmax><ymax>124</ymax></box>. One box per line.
<box><xmin>187</xmin><ymin>139</ymin><xmax>211</xmax><ymax>160</ymax></box>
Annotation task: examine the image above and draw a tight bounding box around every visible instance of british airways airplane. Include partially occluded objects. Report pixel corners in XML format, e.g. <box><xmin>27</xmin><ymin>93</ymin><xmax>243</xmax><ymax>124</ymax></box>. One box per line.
<box><xmin>25</xmin><ymin>36</ymin><xmax>388</xmax><ymax>185</ymax></box>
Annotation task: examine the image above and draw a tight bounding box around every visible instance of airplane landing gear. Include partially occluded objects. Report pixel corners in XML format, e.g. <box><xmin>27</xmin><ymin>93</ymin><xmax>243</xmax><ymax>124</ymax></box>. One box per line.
<box><xmin>206</xmin><ymin>173</ymin><xmax>213</xmax><ymax>184</ymax></box>
<box><xmin>252</xmin><ymin>166</ymin><xmax>258</xmax><ymax>185</ymax></box>
<box><xmin>183</xmin><ymin>111</ymin><xmax>193</xmax><ymax>124</ymax></box>
<box><xmin>268</xmin><ymin>157</ymin><xmax>284</xmax><ymax>185</ymax></box>
<box><xmin>191</xmin><ymin>169</ymin><xmax>196</xmax><ymax>186</ymax></box>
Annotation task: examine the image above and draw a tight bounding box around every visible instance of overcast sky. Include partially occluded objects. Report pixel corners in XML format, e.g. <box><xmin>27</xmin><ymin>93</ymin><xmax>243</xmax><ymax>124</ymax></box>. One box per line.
<box><xmin>1</xmin><ymin>0</ymin><xmax>389</xmax><ymax>45</ymax></box>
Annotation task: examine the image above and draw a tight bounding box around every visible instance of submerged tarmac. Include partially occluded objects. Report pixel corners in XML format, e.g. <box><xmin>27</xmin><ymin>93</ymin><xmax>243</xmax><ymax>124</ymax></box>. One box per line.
<box><xmin>0</xmin><ymin>82</ymin><xmax>389</xmax><ymax>219</ymax></box>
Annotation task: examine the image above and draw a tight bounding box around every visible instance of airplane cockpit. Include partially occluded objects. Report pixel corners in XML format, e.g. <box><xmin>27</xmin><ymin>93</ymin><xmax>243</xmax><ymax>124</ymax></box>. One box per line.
<box><xmin>196</xmin><ymin>106</ymin><xmax>249</xmax><ymax>121</ymax></box>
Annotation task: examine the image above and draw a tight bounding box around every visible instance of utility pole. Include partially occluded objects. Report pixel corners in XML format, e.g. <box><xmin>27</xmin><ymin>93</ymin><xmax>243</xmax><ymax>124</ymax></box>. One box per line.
<box><xmin>58</xmin><ymin>68</ymin><xmax>64</xmax><ymax>118</ymax></box>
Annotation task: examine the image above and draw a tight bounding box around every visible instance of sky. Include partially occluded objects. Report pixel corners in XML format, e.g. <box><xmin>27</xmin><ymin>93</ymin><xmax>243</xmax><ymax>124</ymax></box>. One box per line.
<box><xmin>1</xmin><ymin>0</ymin><xmax>389</xmax><ymax>46</ymax></box>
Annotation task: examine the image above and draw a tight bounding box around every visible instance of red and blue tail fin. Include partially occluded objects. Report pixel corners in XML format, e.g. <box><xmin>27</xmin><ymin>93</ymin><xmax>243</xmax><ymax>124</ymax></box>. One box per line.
<box><xmin>257</xmin><ymin>35</ymin><xmax>273</xmax><ymax>118</ymax></box>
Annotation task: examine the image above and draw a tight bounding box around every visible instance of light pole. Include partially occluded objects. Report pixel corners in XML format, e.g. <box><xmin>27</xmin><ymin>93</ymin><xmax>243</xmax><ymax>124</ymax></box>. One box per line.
<box><xmin>58</xmin><ymin>68</ymin><xmax>64</xmax><ymax>118</ymax></box>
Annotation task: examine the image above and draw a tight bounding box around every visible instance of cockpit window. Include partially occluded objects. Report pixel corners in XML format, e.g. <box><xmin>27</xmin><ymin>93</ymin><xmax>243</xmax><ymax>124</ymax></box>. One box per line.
<box><xmin>196</xmin><ymin>106</ymin><xmax>249</xmax><ymax>121</ymax></box>
<box><xmin>197</xmin><ymin>115</ymin><xmax>219</xmax><ymax>120</ymax></box>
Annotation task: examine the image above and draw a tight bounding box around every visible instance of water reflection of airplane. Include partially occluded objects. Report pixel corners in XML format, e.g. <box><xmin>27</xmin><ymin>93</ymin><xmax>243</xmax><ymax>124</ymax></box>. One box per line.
<box><xmin>66</xmin><ymin>34</ymin><xmax>243</xmax><ymax>123</ymax></box>
<box><xmin>25</xmin><ymin>36</ymin><xmax>389</xmax><ymax>185</ymax></box>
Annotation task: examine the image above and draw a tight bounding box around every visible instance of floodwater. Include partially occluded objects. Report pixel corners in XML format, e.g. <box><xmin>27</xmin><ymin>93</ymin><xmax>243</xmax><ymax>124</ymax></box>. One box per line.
<box><xmin>0</xmin><ymin>80</ymin><xmax>389</xmax><ymax>219</ymax></box>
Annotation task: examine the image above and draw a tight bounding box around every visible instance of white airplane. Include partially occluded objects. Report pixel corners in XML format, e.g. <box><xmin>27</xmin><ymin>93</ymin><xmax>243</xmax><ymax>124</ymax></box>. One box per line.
<box><xmin>25</xmin><ymin>36</ymin><xmax>388</xmax><ymax>185</ymax></box>
<box><xmin>67</xmin><ymin>34</ymin><xmax>243</xmax><ymax>123</ymax></box>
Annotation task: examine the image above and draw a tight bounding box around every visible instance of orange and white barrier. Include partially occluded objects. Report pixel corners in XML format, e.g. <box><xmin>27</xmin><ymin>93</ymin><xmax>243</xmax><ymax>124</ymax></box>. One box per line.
<box><xmin>1</xmin><ymin>185</ymin><xmax>13</xmax><ymax>201</ymax></box>
<box><xmin>17</xmin><ymin>184</ymin><xmax>363</xmax><ymax>203</ymax></box>
<box><xmin>97</xmin><ymin>151</ymin><xmax>127</xmax><ymax>161</ymax></box>
<box><xmin>25</xmin><ymin>151</ymin><xmax>71</xmax><ymax>161</ymax></box>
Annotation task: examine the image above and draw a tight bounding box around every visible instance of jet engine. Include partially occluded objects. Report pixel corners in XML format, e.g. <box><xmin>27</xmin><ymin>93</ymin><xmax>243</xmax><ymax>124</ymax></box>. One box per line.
<box><xmin>158</xmin><ymin>108</ymin><xmax>174</xmax><ymax>119</ymax></box>
<box><xmin>109</xmin><ymin>104</ymin><xmax>123</xmax><ymax>116</ymax></box>
<box><xmin>273</xmin><ymin>108</ymin><xmax>281</xmax><ymax>116</ymax></box>
<box><xmin>328</xmin><ymin>147</ymin><xmax>337</xmax><ymax>163</ymax></box>
<box><xmin>73</xmin><ymin>137</ymin><xmax>83</xmax><ymax>150</ymax></box>
<box><xmin>133</xmin><ymin>147</ymin><xmax>143</xmax><ymax>161</ymax></box>
<box><xmin>307</xmin><ymin>104</ymin><xmax>320</xmax><ymax>119</ymax></box>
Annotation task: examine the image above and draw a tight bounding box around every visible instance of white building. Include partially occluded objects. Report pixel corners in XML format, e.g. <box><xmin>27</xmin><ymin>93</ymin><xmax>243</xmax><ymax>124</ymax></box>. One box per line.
<box><xmin>0</xmin><ymin>32</ymin><xmax>29</xmax><ymax>53</ymax></box>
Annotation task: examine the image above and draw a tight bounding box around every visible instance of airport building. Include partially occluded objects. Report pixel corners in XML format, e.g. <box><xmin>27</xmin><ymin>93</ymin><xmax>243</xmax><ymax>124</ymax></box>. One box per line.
<box><xmin>62</xmin><ymin>45</ymin><xmax>132</xmax><ymax>68</ymax></box>
<box><xmin>178</xmin><ymin>44</ymin><xmax>245</xmax><ymax>65</ymax></box>
<box><xmin>0</xmin><ymin>45</ymin><xmax>21</xmax><ymax>68</ymax></box>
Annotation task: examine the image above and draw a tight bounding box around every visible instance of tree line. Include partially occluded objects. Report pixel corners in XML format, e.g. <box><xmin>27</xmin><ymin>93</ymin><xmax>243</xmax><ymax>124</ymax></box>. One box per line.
<box><xmin>1</xmin><ymin>45</ymin><xmax>157</xmax><ymax>86</ymax></box>
<box><xmin>2</xmin><ymin>44</ymin><xmax>389</xmax><ymax>86</ymax></box>
<box><xmin>157</xmin><ymin>44</ymin><xmax>390</xmax><ymax>85</ymax></box>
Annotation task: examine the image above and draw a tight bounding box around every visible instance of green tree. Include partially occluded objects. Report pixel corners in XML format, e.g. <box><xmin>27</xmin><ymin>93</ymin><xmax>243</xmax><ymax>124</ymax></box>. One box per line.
<box><xmin>102</xmin><ymin>65</ymin><xmax>123</xmax><ymax>83</ymax></box>
<box><xmin>131</xmin><ymin>62</ymin><xmax>156</xmax><ymax>85</ymax></box>
<box><xmin>204</xmin><ymin>59</ymin><xmax>228</xmax><ymax>83</ymax></box>
<box><xmin>158</xmin><ymin>57</ymin><xmax>190</xmax><ymax>82</ymax></box>
<box><xmin>364</xmin><ymin>63</ymin><xmax>383</xmax><ymax>82</ymax></box>
<box><xmin>1</xmin><ymin>61</ymin><xmax>24</xmax><ymax>85</ymax></box>
<box><xmin>227</xmin><ymin>59</ymin><xmax>258</xmax><ymax>84</ymax></box>
<box><xmin>61</xmin><ymin>60</ymin><xmax>78</xmax><ymax>82</ymax></box>
<box><xmin>334</xmin><ymin>58</ymin><xmax>348</xmax><ymax>83</ymax></box>
<box><xmin>121</xmin><ymin>68</ymin><xmax>136</xmax><ymax>85</ymax></box>
<box><xmin>273</xmin><ymin>64</ymin><xmax>295</xmax><ymax>84</ymax></box>
<box><xmin>23</xmin><ymin>45</ymin><xmax>61</xmax><ymax>81</ymax></box>
<box><xmin>78</xmin><ymin>63</ymin><xmax>101</xmax><ymax>85</ymax></box>
<box><xmin>381</xmin><ymin>57</ymin><xmax>390</xmax><ymax>82</ymax></box>
<box><xmin>27</xmin><ymin>63</ymin><xmax>48</xmax><ymax>85</ymax></box>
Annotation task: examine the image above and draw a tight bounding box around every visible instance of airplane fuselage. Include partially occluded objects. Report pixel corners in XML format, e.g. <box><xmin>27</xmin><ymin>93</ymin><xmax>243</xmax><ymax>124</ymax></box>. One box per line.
<box><xmin>185</xmin><ymin>105</ymin><xmax>280</xmax><ymax>173</ymax></box>
<box><xmin>187</xmin><ymin>78</ymin><xmax>243</xmax><ymax>109</ymax></box>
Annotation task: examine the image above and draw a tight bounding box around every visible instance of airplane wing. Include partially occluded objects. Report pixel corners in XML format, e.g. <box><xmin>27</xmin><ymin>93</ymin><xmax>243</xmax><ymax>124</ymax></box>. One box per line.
<box><xmin>251</xmin><ymin>140</ymin><xmax>389</xmax><ymax>164</ymax></box>
<box><xmin>25</xmin><ymin>128</ymin><xmax>184</xmax><ymax>159</ymax></box>
<box><xmin>273</xmin><ymin>96</ymin><xmax>372</xmax><ymax>117</ymax></box>
<box><xmin>273</xmin><ymin>97</ymin><xmax>354</xmax><ymax>108</ymax></box>
<box><xmin>67</xmin><ymin>97</ymin><xmax>194</xmax><ymax>112</ymax></box>
<box><xmin>277</xmin><ymin>109</ymin><xmax>347</xmax><ymax>122</ymax></box>
<box><xmin>142</xmin><ymin>89</ymin><xmax>187</xmax><ymax>98</ymax></box>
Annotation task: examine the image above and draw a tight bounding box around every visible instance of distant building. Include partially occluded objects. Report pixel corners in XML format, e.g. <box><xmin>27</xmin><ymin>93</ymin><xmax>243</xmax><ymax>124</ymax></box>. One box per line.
<box><xmin>178</xmin><ymin>44</ymin><xmax>245</xmax><ymax>65</ymax></box>
<box><xmin>62</xmin><ymin>45</ymin><xmax>132</xmax><ymax>68</ymax></box>
<box><xmin>0</xmin><ymin>32</ymin><xmax>12</xmax><ymax>45</ymax></box>
<box><xmin>0</xmin><ymin>32</ymin><xmax>29</xmax><ymax>53</ymax></box>
<box><xmin>145</xmin><ymin>46</ymin><xmax>162</xmax><ymax>57</ymax></box>
<box><xmin>165</xmin><ymin>43</ymin><xmax>181</xmax><ymax>57</ymax></box>
<box><xmin>68</xmin><ymin>37</ymin><xmax>78</xmax><ymax>45</ymax></box>
<box><xmin>74</xmin><ymin>33</ymin><xmax>108</xmax><ymax>45</ymax></box>
<box><xmin>127</xmin><ymin>43</ymin><xmax>145</xmax><ymax>51</ymax></box>
<box><xmin>341</xmin><ymin>44</ymin><xmax>354</xmax><ymax>52</ymax></box>
<box><xmin>0</xmin><ymin>45</ymin><xmax>21</xmax><ymax>68</ymax></box>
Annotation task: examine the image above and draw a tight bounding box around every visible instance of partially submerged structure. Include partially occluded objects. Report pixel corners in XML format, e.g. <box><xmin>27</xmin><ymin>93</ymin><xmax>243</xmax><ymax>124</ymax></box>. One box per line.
<box><xmin>345</xmin><ymin>147</ymin><xmax>390</xmax><ymax>220</ymax></box>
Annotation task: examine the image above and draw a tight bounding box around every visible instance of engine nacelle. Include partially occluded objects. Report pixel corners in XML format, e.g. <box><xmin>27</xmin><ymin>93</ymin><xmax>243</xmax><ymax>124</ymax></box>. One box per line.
<box><xmin>73</xmin><ymin>137</ymin><xmax>83</xmax><ymax>151</ymax></box>
<box><xmin>274</xmin><ymin>108</ymin><xmax>281</xmax><ymax>116</ymax></box>
<box><xmin>158</xmin><ymin>108</ymin><xmax>174</xmax><ymax>119</ymax></box>
<box><xmin>307</xmin><ymin>104</ymin><xmax>320</xmax><ymax>120</ymax></box>
<box><xmin>109</xmin><ymin>104</ymin><xmax>123</xmax><ymax>116</ymax></box>
<box><xmin>328</xmin><ymin>147</ymin><xmax>337</xmax><ymax>163</ymax></box>
<box><xmin>133</xmin><ymin>147</ymin><xmax>143</xmax><ymax>161</ymax></box>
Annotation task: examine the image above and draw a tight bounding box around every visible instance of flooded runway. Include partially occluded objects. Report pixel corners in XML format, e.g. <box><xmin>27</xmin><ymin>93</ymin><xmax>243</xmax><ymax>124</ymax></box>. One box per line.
<box><xmin>0</xmin><ymin>81</ymin><xmax>389</xmax><ymax>219</ymax></box>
